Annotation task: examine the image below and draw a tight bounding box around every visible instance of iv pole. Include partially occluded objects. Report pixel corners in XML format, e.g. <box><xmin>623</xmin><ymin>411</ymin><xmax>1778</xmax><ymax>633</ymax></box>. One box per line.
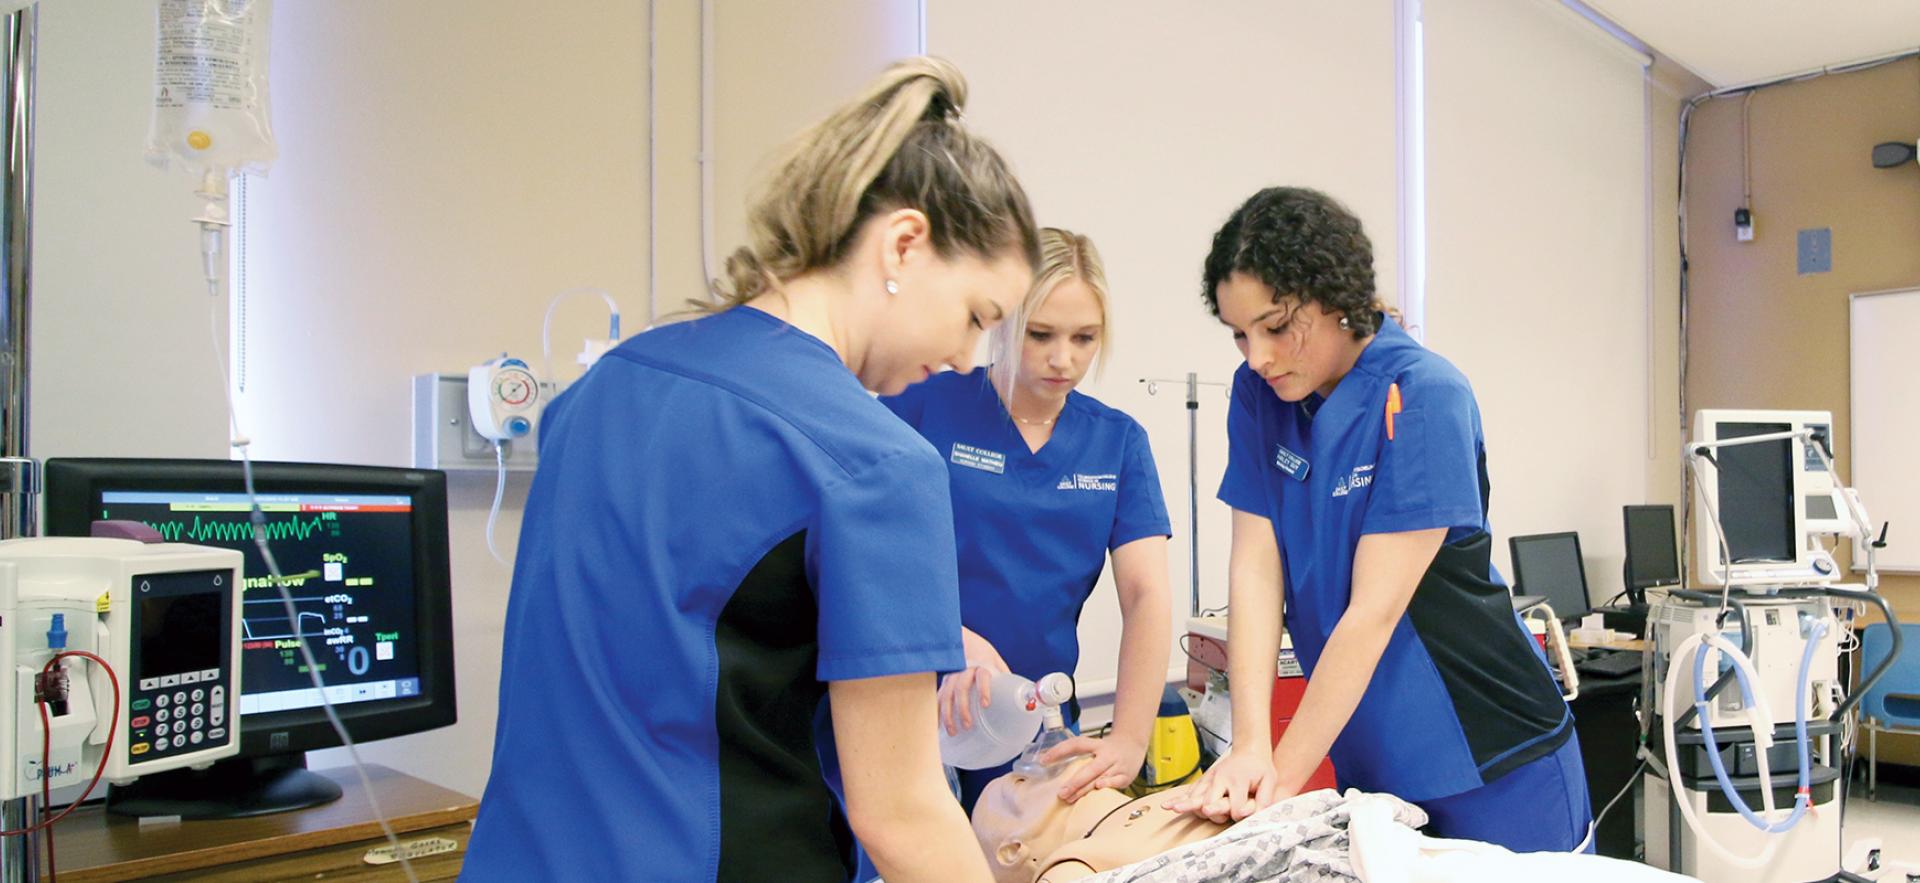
<box><xmin>0</xmin><ymin>4</ymin><xmax>36</xmax><ymax>881</ymax></box>
<box><xmin>1141</xmin><ymin>372</ymin><xmax>1228</xmax><ymax>617</ymax></box>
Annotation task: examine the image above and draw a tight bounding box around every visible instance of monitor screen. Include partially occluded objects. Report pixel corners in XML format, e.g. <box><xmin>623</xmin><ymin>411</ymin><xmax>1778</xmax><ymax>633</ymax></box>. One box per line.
<box><xmin>43</xmin><ymin>458</ymin><xmax>455</xmax><ymax>818</ymax></box>
<box><xmin>1715</xmin><ymin>422</ymin><xmax>1796</xmax><ymax>564</ymax></box>
<box><xmin>1623</xmin><ymin>505</ymin><xmax>1680</xmax><ymax>590</ymax></box>
<box><xmin>1509</xmin><ymin>532</ymin><xmax>1590</xmax><ymax>619</ymax></box>
<box><xmin>97</xmin><ymin>490</ymin><xmax>424</xmax><ymax>715</ymax></box>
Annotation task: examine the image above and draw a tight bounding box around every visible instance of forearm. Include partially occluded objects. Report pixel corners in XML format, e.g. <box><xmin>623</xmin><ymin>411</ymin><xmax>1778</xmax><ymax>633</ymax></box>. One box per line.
<box><xmin>855</xmin><ymin>779</ymin><xmax>989</xmax><ymax>883</ymax></box>
<box><xmin>1225</xmin><ymin>571</ymin><xmax>1280</xmax><ymax>746</ymax></box>
<box><xmin>1268</xmin><ymin>609</ymin><xmax>1397</xmax><ymax>791</ymax></box>
<box><xmin>833</xmin><ymin>675</ymin><xmax>991</xmax><ymax>882</ymax></box>
<box><xmin>1109</xmin><ymin>588</ymin><xmax>1171</xmax><ymax>746</ymax></box>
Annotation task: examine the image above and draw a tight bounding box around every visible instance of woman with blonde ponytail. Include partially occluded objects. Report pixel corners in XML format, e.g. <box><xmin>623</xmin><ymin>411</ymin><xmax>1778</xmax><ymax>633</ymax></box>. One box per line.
<box><xmin>880</xmin><ymin>227</ymin><xmax>1173</xmax><ymax>814</ymax></box>
<box><xmin>469</xmin><ymin>58</ymin><xmax>1037</xmax><ymax>883</ymax></box>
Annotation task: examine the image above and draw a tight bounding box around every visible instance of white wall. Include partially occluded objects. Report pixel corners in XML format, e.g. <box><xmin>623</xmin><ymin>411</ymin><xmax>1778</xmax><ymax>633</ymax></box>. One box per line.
<box><xmin>32</xmin><ymin>1</ymin><xmax>229</xmax><ymax>460</ymax></box>
<box><xmin>1423</xmin><ymin>0</ymin><xmax>1655</xmax><ymax>608</ymax></box>
<box><xmin>929</xmin><ymin>0</ymin><xmax>1401</xmax><ymax>696</ymax></box>
<box><xmin>232</xmin><ymin>0</ymin><xmax>652</xmax><ymax>795</ymax></box>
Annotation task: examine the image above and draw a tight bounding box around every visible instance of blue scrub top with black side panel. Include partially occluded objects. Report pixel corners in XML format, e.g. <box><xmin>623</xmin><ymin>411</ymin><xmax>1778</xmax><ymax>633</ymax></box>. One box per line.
<box><xmin>466</xmin><ymin>306</ymin><xmax>966</xmax><ymax>882</ymax></box>
<box><xmin>1216</xmin><ymin>315</ymin><xmax>1574</xmax><ymax>803</ymax></box>
<box><xmin>882</xmin><ymin>367</ymin><xmax>1171</xmax><ymax>692</ymax></box>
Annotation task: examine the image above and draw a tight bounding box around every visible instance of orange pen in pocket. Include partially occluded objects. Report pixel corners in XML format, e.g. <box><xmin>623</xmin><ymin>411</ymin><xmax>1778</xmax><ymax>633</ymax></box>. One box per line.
<box><xmin>1385</xmin><ymin>383</ymin><xmax>1403</xmax><ymax>440</ymax></box>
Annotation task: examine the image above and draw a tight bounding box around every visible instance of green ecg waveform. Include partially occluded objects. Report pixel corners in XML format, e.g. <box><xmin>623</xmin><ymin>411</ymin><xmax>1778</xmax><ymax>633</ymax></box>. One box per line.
<box><xmin>144</xmin><ymin>514</ymin><xmax>333</xmax><ymax>544</ymax></box>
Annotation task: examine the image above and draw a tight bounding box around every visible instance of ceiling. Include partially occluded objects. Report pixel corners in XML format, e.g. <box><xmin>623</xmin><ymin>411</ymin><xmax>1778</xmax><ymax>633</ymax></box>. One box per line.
<box><xmin>1582</xmin><ymin>0</ymin><xmax>1920</xmax><ymax>88</ymax></box>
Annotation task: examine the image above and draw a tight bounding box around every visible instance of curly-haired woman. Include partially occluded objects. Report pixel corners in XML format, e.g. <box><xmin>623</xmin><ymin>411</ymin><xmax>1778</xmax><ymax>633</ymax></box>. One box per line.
<box><xmin>1164</xmin><ymin>187</ymin><xmax>1591</xmax><ymax>853</ymax></box>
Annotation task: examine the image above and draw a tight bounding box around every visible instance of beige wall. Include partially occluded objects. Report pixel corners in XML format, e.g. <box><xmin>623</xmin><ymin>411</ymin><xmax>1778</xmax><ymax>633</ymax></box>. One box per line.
<box><xmin>1683</xmin><ymin>57</ymin><xmax>1920</xmax><ymax>764</ymax></box>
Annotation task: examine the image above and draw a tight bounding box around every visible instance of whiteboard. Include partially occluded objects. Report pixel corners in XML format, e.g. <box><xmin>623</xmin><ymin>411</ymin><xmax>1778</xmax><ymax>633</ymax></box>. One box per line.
<box><xmin>1850</xmin><ymin>288</ymin><xmax>1920</xmax><ymax>572</ymax></box>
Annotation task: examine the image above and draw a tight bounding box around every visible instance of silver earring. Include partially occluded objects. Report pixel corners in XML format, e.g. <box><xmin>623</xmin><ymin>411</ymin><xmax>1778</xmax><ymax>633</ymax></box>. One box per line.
<box><xmin>884</xmin><ymin>279</ymin><xmax>899</xmax><ymax>295</ymax></box>
<box><xmin>1338</xmin><ymin>316</ymin><xmax>1351</xmax><ymax>330</ymax></box>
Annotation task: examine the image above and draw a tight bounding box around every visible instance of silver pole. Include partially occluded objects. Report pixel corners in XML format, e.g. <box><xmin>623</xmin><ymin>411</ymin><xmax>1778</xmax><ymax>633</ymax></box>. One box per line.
<box><xmin>1185</xmin><ymin>372</ymin><xmax>1199</xmax><ymax>617</ymax></box>
<box><xmin>0</xmin><ymin>7</ymin><xmax>37</xmax><ymax>878</ymax></box>
<box><xmin>1142</xmin><ymin>373</ymin><xmax>1227</xmax><ymax>619</ymax></box>
<box><xmin>2</xmin><ymin>794</ymin><xmax>33</xmax><ymax>883</ymax></box>
<box><xmin>0</xmin><ymin>2</ymin><xmax>33</xmax><ymax>542</ymax></box>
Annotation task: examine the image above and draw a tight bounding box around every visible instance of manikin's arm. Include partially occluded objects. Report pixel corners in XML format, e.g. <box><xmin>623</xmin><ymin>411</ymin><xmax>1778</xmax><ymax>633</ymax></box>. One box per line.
<box><xmin>833</xmin><ymin>673</ymin><xmax>991</xmax><ymax>883</ymax></box>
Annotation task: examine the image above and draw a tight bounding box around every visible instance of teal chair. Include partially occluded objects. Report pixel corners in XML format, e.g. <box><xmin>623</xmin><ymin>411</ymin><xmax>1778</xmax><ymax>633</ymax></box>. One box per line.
<box><xmin>1860</xmin><ymin>622</ymin><xmax>1920</xmax><ymax>799</ymax></box>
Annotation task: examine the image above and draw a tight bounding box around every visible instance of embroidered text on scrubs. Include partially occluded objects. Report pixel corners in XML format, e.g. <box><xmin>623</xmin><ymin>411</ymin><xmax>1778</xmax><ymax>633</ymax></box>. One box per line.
<box><xmin>1054</xmin><ymin>473</ymin><xmax>1118</xmax><ymax>492</ymax></box>
<box><xmin>1331</xmin><ymin>464</ymin><xmax>1375</xmax><ymax>498</ymax></box>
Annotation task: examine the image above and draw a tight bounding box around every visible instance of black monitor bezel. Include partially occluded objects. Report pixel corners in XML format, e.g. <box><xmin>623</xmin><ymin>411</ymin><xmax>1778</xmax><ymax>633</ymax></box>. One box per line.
<box><xmin>1622</xmin><ymin>504</ymin><xmax>1681</xmax><ymax>592</ymax></box>
<box><xmin>1508</xmin><ymin>531</ymin><xmax>1591</xmax><ymax>619</ymax></box>
<box><xmin>43</xmin><ymin>458</ymin><xmax>456</xmax><ymax>757</ymax></box>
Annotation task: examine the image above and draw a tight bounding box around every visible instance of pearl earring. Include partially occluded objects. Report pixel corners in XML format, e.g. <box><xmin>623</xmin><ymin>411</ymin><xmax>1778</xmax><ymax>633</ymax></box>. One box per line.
<box><xmin>884</xmin><ymin>279</ymin><xmax>899</xmax><ymax>295</ymax></box>
<box><xmin>1338</xmin><ymin>316</ymin><xmax>1351</xmax><ymax>330</ymax></box>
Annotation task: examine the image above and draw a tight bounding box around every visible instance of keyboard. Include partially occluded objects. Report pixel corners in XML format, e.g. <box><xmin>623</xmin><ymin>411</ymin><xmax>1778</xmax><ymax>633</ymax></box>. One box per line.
<box><xmin>1573</xmin><ymin>647</ymin><xmax>1644</xmax><ymax>678</ymax></box>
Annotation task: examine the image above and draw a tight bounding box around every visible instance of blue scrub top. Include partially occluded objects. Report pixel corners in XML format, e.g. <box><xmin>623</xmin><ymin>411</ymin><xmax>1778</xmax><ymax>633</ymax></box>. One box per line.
<box><xmin>881</xmin><ymin>368</ymin><xmax>1171</xmax><ymax>687</ymax></box>
<box><xmin>466</xmin><ymin>306</ymin><xmax>965</xmax><ymax>881</ymax></box>
<box><xmin>1217</xmin><ymin>316</ymin><xmax>1571</xmax><ymax>801</ymax></box>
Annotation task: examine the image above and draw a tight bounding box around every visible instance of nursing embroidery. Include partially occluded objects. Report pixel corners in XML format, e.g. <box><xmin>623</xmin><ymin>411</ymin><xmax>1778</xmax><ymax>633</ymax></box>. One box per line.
<box><xmin>1056</xmin><ymin>473</ymin><xmax>1118</xmax><ymax>492</ymax></box>
<box><xmin>1331</xmin><ymin>463</ymin><xmax>1374</xmax><ymax>498</ymax></box>
<box><xmin>951</xmin><ymin>443</ymin><xmax>1007</xmax><ymax>474</ymax></box>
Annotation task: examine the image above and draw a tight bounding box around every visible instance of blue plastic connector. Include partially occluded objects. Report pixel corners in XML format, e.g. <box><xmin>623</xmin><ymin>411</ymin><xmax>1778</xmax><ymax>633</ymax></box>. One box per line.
<box><xmin>47</xmin><ymin>613</ymin><xmax>67</xmax><ymax>650</ymax></box>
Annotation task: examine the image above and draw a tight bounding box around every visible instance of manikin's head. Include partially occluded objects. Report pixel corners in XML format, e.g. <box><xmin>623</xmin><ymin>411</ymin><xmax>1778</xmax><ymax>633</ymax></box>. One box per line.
<box><xmin>972</xmin><ymin>759</ymin><xmax>1129</xmax><ymax>883</ymax></box>
<box><xmin>971</xmin><ymin>758</ymin><xmax>1231</xmax><ymax>883</ymax></box>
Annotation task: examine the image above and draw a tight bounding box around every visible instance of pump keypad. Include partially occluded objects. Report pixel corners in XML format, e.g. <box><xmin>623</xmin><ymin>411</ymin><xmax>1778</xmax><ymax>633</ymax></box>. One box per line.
<box><xmin>129</xmin><ymin>669</ymin><xmax>230</xmax><ymax>759</ymax></box>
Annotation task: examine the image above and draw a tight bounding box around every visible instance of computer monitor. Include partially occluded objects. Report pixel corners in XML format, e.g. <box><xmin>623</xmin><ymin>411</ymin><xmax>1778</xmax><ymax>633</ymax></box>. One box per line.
<box><xmin>1690</xmin><ymin>409</ymin><xmax>1842</xmax><ymax>585</ymax></box>
<box><xmin>1508</xmin><ymin>532</ymin><xmax>1591</xmax><ymax>621</ymax></box>
<box><xmin>43</xmin><ymin>458</ymin><xmax>456</xmax><ymax>818</ymax></box>
<box><xmin>1622</xmin><ymin>505</ymin><xmax>1680</xmax><ymax>602</ymax></box>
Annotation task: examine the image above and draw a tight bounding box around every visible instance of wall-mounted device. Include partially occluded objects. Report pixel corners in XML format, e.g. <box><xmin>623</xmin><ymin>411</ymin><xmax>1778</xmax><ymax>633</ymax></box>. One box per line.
<box><xmin>412</xmin><ymin>374</ymin><xmax>538</xmax><ymax>473</ymax></box>
<box><xmin>1871</xmin><ymin>140</ymin><xmax>1916</xmax><ymax>169</ymax></box>
<box><xmin>467</xmin><ymin>355</ymin><xmax>540</xmax><ymax>443</ymax></box>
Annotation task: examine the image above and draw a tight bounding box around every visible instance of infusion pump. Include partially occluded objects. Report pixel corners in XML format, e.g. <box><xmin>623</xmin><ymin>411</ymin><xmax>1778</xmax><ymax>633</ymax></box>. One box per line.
<box><xmin>0</xmin><ymin>537</ymin><xmax>243</xmax><ymax>798</ymax></box>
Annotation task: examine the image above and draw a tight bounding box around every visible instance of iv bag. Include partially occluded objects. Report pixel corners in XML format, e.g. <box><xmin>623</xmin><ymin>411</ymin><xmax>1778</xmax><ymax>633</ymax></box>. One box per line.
<box><xmin>146</xmin><ymin>0</ymin><xmax>276</xmax><ymax>176</ymax></box>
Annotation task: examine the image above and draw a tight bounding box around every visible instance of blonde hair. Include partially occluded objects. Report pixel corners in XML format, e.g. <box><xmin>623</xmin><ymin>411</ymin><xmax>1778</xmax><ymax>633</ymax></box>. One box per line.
<box><xmin>989</xmin><ymin>227</ymin><xmax>1111</xmax><ymax>398</ymax></box>
<box><xmin>709</xmin><ymin>57</ymin><xmax>1039</xmax><ymax>308</ymax></box>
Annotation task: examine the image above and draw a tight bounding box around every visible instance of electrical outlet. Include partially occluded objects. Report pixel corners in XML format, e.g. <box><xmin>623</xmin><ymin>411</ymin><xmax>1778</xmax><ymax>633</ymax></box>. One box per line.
<box><xmin>412</xmin><ymin>373</ymin><xmax>539</xmax><ymax>472</ymax></box>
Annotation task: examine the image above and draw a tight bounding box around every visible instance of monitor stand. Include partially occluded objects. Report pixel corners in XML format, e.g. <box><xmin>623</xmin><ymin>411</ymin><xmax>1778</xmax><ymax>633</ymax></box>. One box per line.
<box><xmin>1600</xmin><ymin>597</ymin><xmax>1651</xmax><ymax>638</ymax></box>
<box><xmin>106</xmin><ymin>753</ymin><xmax>344</xmax><ymax>819</ymax></box>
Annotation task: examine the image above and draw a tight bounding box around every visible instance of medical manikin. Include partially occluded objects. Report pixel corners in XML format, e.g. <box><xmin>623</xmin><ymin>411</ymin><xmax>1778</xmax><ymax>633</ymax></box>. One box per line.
<box><xmin>972</xmin><ymin>759</ymin><xmax>1229</xmax><ymax>882</ymax></box>
<box><xmin>970</xmin><ymin>759</ymin><xmax>1697</xmax><ymax>883</ymax></box>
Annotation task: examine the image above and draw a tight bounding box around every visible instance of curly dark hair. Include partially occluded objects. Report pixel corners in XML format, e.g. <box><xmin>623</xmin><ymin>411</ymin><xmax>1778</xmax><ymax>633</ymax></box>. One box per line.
<box><xmin>1200</xmin><ymin>187</ymin><xmax>1381</xmax><ymax>338</ymax></box>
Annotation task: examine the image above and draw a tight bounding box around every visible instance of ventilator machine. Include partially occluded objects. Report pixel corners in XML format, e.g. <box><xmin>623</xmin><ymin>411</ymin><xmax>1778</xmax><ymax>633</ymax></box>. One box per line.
<box><xmin>1642</xmin><ymin>409</ymin><xmax>1901</xmax><ymax>882</ymax></box>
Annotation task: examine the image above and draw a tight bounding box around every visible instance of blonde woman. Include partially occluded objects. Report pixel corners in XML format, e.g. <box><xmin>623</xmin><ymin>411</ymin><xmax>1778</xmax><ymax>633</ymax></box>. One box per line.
<box><xmin>468</xmin><ymin>59</ymin><xmax>1038</xmax><ymax>883</ymax></box>
<box><xmin>882</xmin><ymin>228</ymin><xmax>1172</xmax><ymax>812</ymax></box>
